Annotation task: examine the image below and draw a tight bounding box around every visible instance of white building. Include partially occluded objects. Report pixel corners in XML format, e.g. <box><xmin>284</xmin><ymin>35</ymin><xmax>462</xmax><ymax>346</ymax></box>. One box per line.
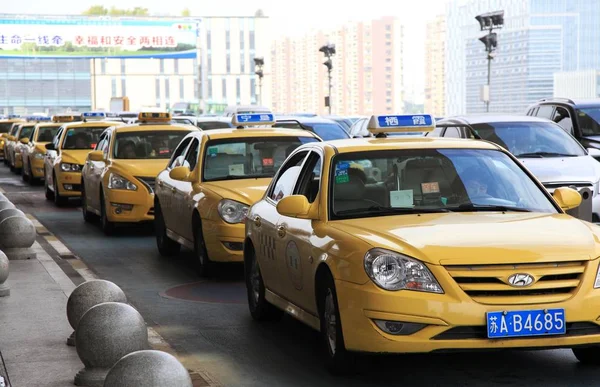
<box><xmin>554</xmin><ymin>70</ymin><xmax>600</xmax><ymax>99</ymax></box>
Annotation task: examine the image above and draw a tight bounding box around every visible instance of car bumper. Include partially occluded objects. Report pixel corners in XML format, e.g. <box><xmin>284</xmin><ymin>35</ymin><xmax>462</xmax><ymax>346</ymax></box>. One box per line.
<box><xmin>56</xmin><ymin>171</ymin><xmax>82</xmax><ymax>197</ymax></box>
<box><xmin>14</xmin><ymin>153</ymin><xmax>23</xmax><ymax>168</ymax></box>
<box><xmin>202</xmin><ymin>220</ymin><xmax>244</xmax><ymax>262</ymax></box>
<box><xmin>336</xmin><ymin>278</ymin><xmax>600</xmax><ymax>354</ymax></box>
<box><xmin>104</xmin><ymin>189</ymin><xmax>154</xmax><ymax>223</ymax></box>
<box><xmin>30</xmin><ymin>158</ymin><xmax>45</xmax><ymax>178</ymax></box>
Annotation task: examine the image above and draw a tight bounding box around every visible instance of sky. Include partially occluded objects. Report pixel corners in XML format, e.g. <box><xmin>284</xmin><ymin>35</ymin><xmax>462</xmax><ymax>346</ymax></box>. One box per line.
<box><xmin>1</xmin><ymin>0</ymin><xmax>451</xmax><ymax>103</ymax></box>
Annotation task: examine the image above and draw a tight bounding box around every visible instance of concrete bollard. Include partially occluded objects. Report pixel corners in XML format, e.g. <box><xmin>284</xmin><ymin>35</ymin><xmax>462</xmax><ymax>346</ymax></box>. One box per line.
<box><xmin>104</xmin><ymin>350</ymin><xmax>193</xmax><ymax>387</ymax></box>
<box><xmin>0</xmin><ymin>208</ymin><xmax>25</xmax><ymax>220</ymax></box>
<box><xmin>0</xmin><ymin>215</ymin><xmax>36</xmax><ymax>260</ymax></box>
<box><xmin>0</xmin><ymin>250</ymin><xmax>9</xmax><ymax>297</ymax></box>
<box><xmin>66</xmin><ymin>280</ymin><xmax>127</xmax><ymax>347</ymax></box>
<box><xmin>74</xmin><ymin>302</ymin><xmax>149</xmax><ymax>387</ymax></box>
<box><xmin>0</xmin><ymin>202</ymin><xmax>15</xmax><ymax>212</ymax></box>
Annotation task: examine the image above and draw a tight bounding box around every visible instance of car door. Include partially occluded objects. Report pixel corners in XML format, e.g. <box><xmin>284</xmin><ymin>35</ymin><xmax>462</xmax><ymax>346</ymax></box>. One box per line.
<box><xmin>276</xmin><ymin>150</ymin><xmax>323</xmax><ymax>312</ymax></box>
<box><xmin>89</xmin><ymin>131</ymin><xmax>111</xmax><ymax>211</ymax></box>
<box><xmin>257</xmin><ymin>150</ymin><xmax>310</xmax><ymax>296</ymax></box>
<box><xmin>45</xmin><ymin>127</ymin><xmax>63</xmax><ymax>186</ymax></box>
<box><xmin>176</xmin><ymin>138</ymin><xmax>200</xmax><ymax>241</ymax></box>
<box><xmin>157</xmin><ymin>136</ymin><xmax>193</xmax><ymax>235</ymax></box>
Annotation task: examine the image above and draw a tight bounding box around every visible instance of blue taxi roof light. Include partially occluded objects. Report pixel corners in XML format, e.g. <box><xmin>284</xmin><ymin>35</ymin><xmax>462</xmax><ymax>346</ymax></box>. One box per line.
<box><xmin>25</xmin><ymin>115</ymin><xmax>51</xmax><ymax>121</ymax></box>
<box><xmin>232</xmin><ymin>113</ymin><xmax>275</xmax><ymax>127</ymax></box>
<box><xmin>7</xmin><ymin>114</ymin><xmax>20</xmax><ymax>119</ymax></box>
<box><xmin>367</xmin><ymin>114</ymin><xmax>436</xmax><ymax>134</ymax></box>
<box><xmin>82</xmin><ymin>111</ymin><xmax>107</xmax><ymax>118</ymax></box>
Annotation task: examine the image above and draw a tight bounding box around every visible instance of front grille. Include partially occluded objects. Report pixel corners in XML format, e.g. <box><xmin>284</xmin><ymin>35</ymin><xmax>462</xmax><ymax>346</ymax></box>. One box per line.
<box><xmin>432</xmin><ymin>322</ymin><xmax>600</xmax><ymax>340</ymax></box>
<box><xmin>135</xmin><ymin>176</ymin><xmax>156</xmax><ymax>194</ymax></box>
<box><xmin>445</xmin><ymin>261</ymin><xmax>586</xmax><ymax>305</ymax></box>
<box><xmin>147</xmin><ymin>207</ymin><xmax>155</xmax><ymax>216</ymax></box>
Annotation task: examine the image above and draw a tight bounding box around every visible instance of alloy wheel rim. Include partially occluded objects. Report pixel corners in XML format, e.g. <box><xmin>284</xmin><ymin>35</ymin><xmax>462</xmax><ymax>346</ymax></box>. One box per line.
<box><xmin>324</xmin><ymin>288</ymin><xmax>337</xmax><ymax>355</ymax></box>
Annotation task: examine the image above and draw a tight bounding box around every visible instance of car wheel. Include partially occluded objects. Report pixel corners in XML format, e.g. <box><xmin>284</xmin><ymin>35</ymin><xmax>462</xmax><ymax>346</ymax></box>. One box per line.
<box><xmin>81</xmin><ymin>183</ymin><xmax>96</xmax><ymax>223</ymax></box>
<box><xmin>100</xmin><ymin>192</ymin><xmax>114</xmax><ymax>236</ymax></box>
<box><xmin>21</xmin><ymin>162</ymin><xmax>29</xmax><ymax>182</ymax></box>
<box><xmin>193</xmin><ymin>222</ymin><xmax>212</xmax><ymax>277</ymax></box>
<box><xmin>44</xmin><ymin>172</ymin><xmax>53</xmax><ymax>200</ymax></box>
<box><xmin>245</xmin><ymin>246</ymin><xmax>283</xmax><ymax>321</ymax></box>
<box><xmin>155</xmin><ymin>202</ymin><xmax>180</xmax><ymax>257</ymax></box>
<box><xmin>53</xmin><ymin>173</ymin><xmax>68</xmax><ymax>207</ymax></box>
<box><xmin>319</xmin><ymin>272</ymin><xmax>355</xmax><ymax>375</ymax></box>
<box><xmin>573</xmin><ymin>347</ymin><xmax>600</xmax><ymax>365</ymax></box>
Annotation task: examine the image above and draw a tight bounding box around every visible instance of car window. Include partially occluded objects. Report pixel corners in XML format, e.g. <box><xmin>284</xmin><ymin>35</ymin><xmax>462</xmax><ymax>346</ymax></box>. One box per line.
<box><xmin>184</xmin><ymin>139</ymin><xmax>200</xmax><ymax>171</ymax></box>
<box><xmin>293</xmin><ymin>151</ymin><xmax>322</xmax><ymax>203</ymax></box>
<box><xmin>0</xmin><ymin>123</ymin><xmax>12</xmax><ymax>134</ymax></box>
<box><xmin>36</xmin><ymin>125</ymin><xmax>60</xmax><ymax>142</ymax></box>
<box><xmin>443</xmin><ymin>127</ymin><xmax>462</xmax><ymax>138</ymax></box>
<box><xmin>269</xmin><ymin>150</ymin><xmax>309</xmax><ymax>202</ymax></box>
<box><xmin>552</xmin><ymin>107</ymin><xmax>573</xmax><ymax>134</ymax></box>
<box><xmin>576</xmin><ymin>108</ymin><xmax>600</xmax><ymax>136</ymax></box>
<box><xmin>95</xmin><ymin>133</ymin><xmax>108</xmax><ymax>153</ymax></box>
<box><xmin>536</xmin><ymin>105</ymin><xmax>554</xmax><ymax>119</ymax></box>
<box><xmin>329</xmin><ymin>148</ymin><xmax>557</xmax><ymax>220</ymax></box>
<box><xmin>196</xmin><ymin>121</ymin><xmax>233</xmax><ymax>130</ymax></box>
<box><xmin>168</xmin><ymin>137</ymin><xmax>193</xmax><ymax>169</ymax></box>
<box><xmin>273</xmin><ymin>122</ymin><xmax>350</xmax><ymax>140</ymax></box>
<box><xmin>427</xmin><ymin>126</ymin><xmax>444</xmax><ymax>137</ymax></box>
<box><xmin>18</xmin><ymin>125</ymin><xmax>35</xmax><ymax>140</ymax></box>
<box><xmin>113</xmin><ymin>130</ymin><xmax>189</xmax><ymax>160</ymax></box>
<box><xmin>52</xmin><ymin>128</ymin><xmax>64</xmax><ymax>149</ymax></box>
<box><xmin>62</xmin><ymin>126</ymin><xmax>109</xmax><ymax>150</ymax></box>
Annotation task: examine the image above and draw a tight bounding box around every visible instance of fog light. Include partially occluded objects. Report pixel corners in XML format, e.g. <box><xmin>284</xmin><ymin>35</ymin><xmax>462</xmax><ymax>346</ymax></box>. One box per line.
<box><xmin>111</xmin><ymin>203</ymin><xmax>133</xmax><ymax>214</ymax></box>
<box><xmin>373</xmin><ymin>320</ymin><xmax>426</xmax><ymax>335</ymax></box>
<box><xmin>63</xmin><ymin>184</ymin><xmax>73</xmax><ymax>190</ymax></box>
<box><xmin>223</xmin><ymin>242</ymin><xmax>243</xmax><ymax>251</ymax></box>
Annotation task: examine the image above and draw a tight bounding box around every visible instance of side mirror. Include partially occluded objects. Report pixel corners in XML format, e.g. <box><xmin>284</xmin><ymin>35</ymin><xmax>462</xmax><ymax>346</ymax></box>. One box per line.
<box><xmin>88</xmin><ymin>150</ymin><xmax>105</xmax><ymax>162</ymax></box>
<box><xmin>276</xmin><ymin>195</ymin><xmax>312</xmax><ymax>219</ymax></box>
<box><xmin>45</xmin><ymin>143</ymin><xmax>55</xmax><ymax>151</ymax></box>
<box><xmin>19</xmin><ymin>138</ymin><xmax>29</xmax><ymax>145</ymax></box>
<box><xmin>169</xmin><ymin>166</ymin><xmax>191</xmax><ymax>181</ymax></box>
<box><xmin>588</xmin><ymin>148</ymin><xmax>600</xmax><ymax>157</ymax></box>
<box><xmin>553</xmin><ymin>187</ymin><xmax>582</xmax><ymax>211</ymax></box>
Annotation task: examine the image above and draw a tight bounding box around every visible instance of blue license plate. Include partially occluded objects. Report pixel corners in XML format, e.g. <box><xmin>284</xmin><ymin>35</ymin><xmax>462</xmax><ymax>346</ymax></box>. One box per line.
<box><xmin>486</xmin><ymin>309</ymin><xmax>566</xmax><ymax>338</ymax></box>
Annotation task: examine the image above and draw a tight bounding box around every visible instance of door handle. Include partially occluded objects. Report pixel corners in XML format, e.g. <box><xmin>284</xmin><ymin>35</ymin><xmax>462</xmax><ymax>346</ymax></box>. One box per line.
<box><xmin>171</xmin><ymin>187</ymin><xmax>177</xmax><ymax>194</ymax></box>
<box><xmin>277</xmin><ymin>225</ymin><xmax>286</xmax><ymax>238</ymax></box>
<box><xmin>254</xmin><ymin>216</ymin><xmax>261</xmax><ymax>227</ymax></box>
<box><xmin>157</xmin><ymin>180</ymin><xmax>163</xmax><ymax>187</ymax></box>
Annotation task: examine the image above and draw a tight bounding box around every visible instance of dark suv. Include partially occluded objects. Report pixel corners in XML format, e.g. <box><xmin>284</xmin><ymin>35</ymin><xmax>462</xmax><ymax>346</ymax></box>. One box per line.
<box><xmin>526</xmin><ymin>98</ymin><xmax>600</xmax><ymax>160</ymax></box>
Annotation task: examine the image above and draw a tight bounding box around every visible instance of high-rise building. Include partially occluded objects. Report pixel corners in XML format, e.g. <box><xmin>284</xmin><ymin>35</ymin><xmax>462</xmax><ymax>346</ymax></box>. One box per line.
<box><xmin>445</xmin><ymin>0</ymin><xmax>600</xmax><ymax>115</ymax></box>
<box><xmin>424</xmin><ymin>14</ymin><xmax>446</xmax><ymax>117</ymax></box>
<box><xmin>271</xmin><ymin>16</ymin><xmax>404</xmax><ymax>116</ymax></box>
<box><xmin>554</xmin><ymin>70</ymin><xmax>600</xmax><ymax>99</ymax></box>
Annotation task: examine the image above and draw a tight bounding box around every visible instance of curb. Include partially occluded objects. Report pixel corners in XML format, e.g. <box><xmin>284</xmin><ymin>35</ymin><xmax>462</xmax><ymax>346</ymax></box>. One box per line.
<box><xmin>25</xmin><ymin>212</ymin><xmax>222</xmax><ymax>387</ymax></box>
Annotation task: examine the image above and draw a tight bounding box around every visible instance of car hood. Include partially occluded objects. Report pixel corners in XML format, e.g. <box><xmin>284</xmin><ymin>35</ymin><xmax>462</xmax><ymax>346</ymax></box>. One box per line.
<box><xmin>203</xmin><ymin>178</ymin><xmax>271</xmax><ymax>205</ymax></box>
<box><xmin>111</xmin><ymin>159</ymin><xmax>169</xmax><ymax>178</ymax></box>
<box><xmin>329</xmin><ymin>212</ymin><xmax>600</xmax><ymax>265</ymax></box>
<box><xmin>60</xmin><ymin>150</ymin><xmax>92</xmax><ymax>165</ymax></box>
<box><xmin>519</xmin><ymin>155</ymin><xmax>600</xmax><ymax>185</ymax></box>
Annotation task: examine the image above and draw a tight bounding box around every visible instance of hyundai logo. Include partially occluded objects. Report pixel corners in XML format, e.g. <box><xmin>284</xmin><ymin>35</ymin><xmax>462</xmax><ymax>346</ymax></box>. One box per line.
<box><xmin>507</xmin><ymin>273</ymin><xmax>535</xmax><ymax>287</ymax></box>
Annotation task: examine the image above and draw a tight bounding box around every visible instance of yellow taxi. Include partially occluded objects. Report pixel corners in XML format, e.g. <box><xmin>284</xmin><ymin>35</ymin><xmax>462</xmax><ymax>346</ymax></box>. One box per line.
<box><xmin>3</xmin><ymin>121</ymin><xmax>22</xmax><ymax>165</ymax></box>
<box><xmin>243</xmin><ymin>114</ymin><xmax>600</xmax><ymax>373</ymax></box>
<box><xmin>8</xmin><ymin>116</ymin><xmax>49</xmax><ymax>173</ymax></box>
<box><xmin>0</xmin><ymin>115</ymin><xmax>25</xmax><ymax>161</ymax></box>
<box><xmin>44</xmin><ymin>112</ymin><xmax>123</xmax><ymax>206</ymax></box>
<box><xmin>80</xmin><ymin>112</ymin><xmax>197</xmax><ymax>235</ymax></box>
<box><xmin>154</xmin><ymin>112</ymin><xmax>320</xmax><ymax>276</ymax></box>
<box><xmin>21</xmin><ymin>114</ymin><xmax>80</xmax><ymax>184</ymax></box>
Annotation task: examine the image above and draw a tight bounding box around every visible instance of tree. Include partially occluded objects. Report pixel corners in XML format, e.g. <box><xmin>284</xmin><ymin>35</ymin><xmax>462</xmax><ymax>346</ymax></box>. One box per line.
<box><xmin>181</xmin><ymin>8</ymin><xmax>191</xmax><ymax>17</ymax></box>
<box><xmin>82</xmin><ymin>5</ymin><xmax>109</xmax><ymax>15</ymax></box>
<box><xmin>81</xmin><ymin>5</ymin><xmax>149</xmax><ymax>16</ymax></box>
<box><xmin>255</xmin><ymin>9</ymin><xmax>265</xmax><ymax>17</ymax></box>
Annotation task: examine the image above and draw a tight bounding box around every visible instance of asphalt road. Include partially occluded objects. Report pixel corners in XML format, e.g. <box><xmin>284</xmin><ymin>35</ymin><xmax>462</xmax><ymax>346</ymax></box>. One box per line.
<box><xmin>2</xmin><ymin>165</ymin><xmax>599</xmax><ymax>386</ymax></box>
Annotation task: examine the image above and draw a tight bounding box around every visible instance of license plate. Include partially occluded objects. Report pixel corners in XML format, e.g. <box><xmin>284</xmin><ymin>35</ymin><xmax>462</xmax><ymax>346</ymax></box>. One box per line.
<box><xmin>486</xmin><ymin>309</ymin><xmax>566</xmax><ymax>338</ymax></box>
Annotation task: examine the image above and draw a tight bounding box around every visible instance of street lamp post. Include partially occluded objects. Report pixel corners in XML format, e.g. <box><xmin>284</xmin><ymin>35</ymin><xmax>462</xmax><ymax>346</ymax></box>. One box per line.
<box><xmin>475</xmin><ymin>10</ymin><xmax>504</xmax><ymax>112</ymax></box>
<box><xmin>253</xmin><ymin>57</ymin><xmax>264</xmax><ymax>105</ymax></box>
<box><xmin>319</xmin><ymin>43</ymin><xmax>335</xmax><ymax>115</ymax></box>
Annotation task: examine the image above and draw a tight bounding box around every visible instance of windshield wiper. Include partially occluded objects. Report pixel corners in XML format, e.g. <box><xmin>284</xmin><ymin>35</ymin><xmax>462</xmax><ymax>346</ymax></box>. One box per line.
<box><xmin>516</xmin><ymin>151</ymin><xmax>577</xmax><ymax>158</ymax></box>
<box><xmin>336</xmin><ymin>205</ymin><xmax>451</xmax><ymax>216</ymax></box>
<box><xmin>448</xmin><ymin>203</ymin><xmax>531</xmax><ymax>212</ymax></box>
<box><xmin>205</xmin><ymin>173</ymin><xmax>273</xmax><ymax>181</ymax></box>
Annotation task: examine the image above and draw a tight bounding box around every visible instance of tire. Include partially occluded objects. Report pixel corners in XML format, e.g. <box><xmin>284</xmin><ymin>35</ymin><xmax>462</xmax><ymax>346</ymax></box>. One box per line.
<box><xmin>53</xmin><ymin>173</ymin><xmax>68</xmax><ymax>207</ymax></box>
<box><xmin>155</xmin><ymin>202</ymin><xmax>180</xmax><ymax>256</ymax></box>
<box><xmin>81</xmin><ymin>183</ymin><xmax>96</xmax><ymax>223</ymax></box>
<box><xmin>573</xmin><ymin>347</ymin><xmax>600</xmax><ymax>365</ymax></box>
<box><xmin>193</xmin><ymin>222</ymin><xmax>213</xmax><ymax>277</ymax></box>
<box><xmin>318</xmin><ymin>272</ymin><xmax>355</xmax><ymax>375</ymax></box>
<box><xmin>245</xmin><ymin>246</ymin><xmax>283</xmax><ymax>321</ymax></box>
<box><xmin>100</xmin><ymin>192</ymin><xmax>114</xmax><ymax>235</ymax></box>
<box><xmin>21</xmin><ymin>162</ymin><xmax>29</xmax><ymax>182</ymax></box>
<box><xmin>44</xmin><ymin>172</ymin><xmax>53</xmax><ymax>200</ymax></box>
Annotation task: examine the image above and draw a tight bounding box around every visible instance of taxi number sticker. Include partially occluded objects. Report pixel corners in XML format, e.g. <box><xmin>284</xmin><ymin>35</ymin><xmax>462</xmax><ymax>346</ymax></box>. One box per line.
<box><xmin>335</xmin><ymin>168</ymin><xmax>349</xmax><ymax>184</ymax></box>
<box><xmin>262</xmin><ymin>158</ymin><xmax>274</xmax><ymax>166</ymax></box>
<box><xmin>90</xmin><ymin>143</ymin><xmax>97</xmax><ymax>149</ymax></box>
<box><xmin>208</xmin><ymin>146</ymin><xmax>218</xmax><ymax>156</ymax></box>
<box><xmin>421</xmin><ymin>182</ymin><xmax>440</xmax><ymax>194</ymax></box>
<box><xmin>390</xmin><ymin>190</ymin><xmax>413</xmax><ymax>207</ymax></box>
<box><xmin>229</xmin><ymin>164</ymin><xmax>244</xmax><ymax>175</ymax></box>
<box><xmin>159</xmin><ymin>147</ymin><xmax>170</xmax><ymax>155</ymax></box>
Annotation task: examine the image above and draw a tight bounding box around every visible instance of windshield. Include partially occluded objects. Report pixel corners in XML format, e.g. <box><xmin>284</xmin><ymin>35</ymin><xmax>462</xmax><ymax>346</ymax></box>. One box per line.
<box><xmin>196</xmin><ymin>121</ymin><xmax>233</xmax><ymax>130</ymax></box>
<box><xmin>202</xmin><ymin>136</ymin><xmax>319</xmax><ymax>181</ymax></box>
<box><xmin>62</xmin><ymin>127</ymin><xmax>109</xmax><ymax>150</ymax></box>
<box><xmin>470</xmin><ymin>122</ymin><xmax>586</xmax><ymax>158</ymax></box>
<box><xmin>576</xmin><ymin>108</ymin><xmax>600</xmax><ymax>136</ymax></box>
<box><xmin>9</xmin><ymin>125</ymin><xmax>20</xmax><ymax>136</ymax></box>
<box><xmin>18</xmin><ymin>125</ymin><xmax>35</xmax><ymax>140</ymax></box>
<box><xmin>113</xmin><ymin>130</ymin><xmax>189</xmax><ymax>159</ymax></box>
<box><xmin>330</xmin><ymin>148</ymin><xmax>557</xmax><ymax>220</ymax></box>
<box><xmin>35</xmin><ymin>125</ymin><xmax>61</xmax><ymax>142</ymax></box>
<box><xmin>274</xmin><ymin>122</ymin><xmax>350</xmax><ymax>141</ymax></box>
<box><xmin>0</xmin><ymin>123</ymin><xmax>13</xmax><ymax>133</ymax></box>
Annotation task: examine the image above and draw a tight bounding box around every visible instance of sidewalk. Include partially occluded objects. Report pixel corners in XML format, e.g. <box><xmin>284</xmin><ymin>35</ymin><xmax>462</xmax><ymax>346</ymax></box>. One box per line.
<box><xmin>0</xmin><ymin>242</ymin><xmax>82</xmax><ymax>387</ymax></box>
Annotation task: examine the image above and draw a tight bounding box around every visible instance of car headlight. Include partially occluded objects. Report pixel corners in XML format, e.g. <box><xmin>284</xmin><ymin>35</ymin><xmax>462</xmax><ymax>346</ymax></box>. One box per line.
<box><xmin>217</xmin><ymin>199</ymin><xmax>249</xmax><ymax>224</ymax></box>
<box><xmin>33</xmin><ymin>152</ymin><xmax>45</xmax><ymax>159</ymax></box>
<box><xmin>594</xmin><ymin>262</ymin><xmax>600</xmax><ymax>288</ymax></box>
<box><xmin>107</xmin><ymin>173</ymin><xmax>137</xmax><ymax>191</ymax></box>
<box><xmin>61</xmin><ymin>163</ymin><xmax>82</xmax><ymax>172</ymax></box>
<box><xmin>594</xmin><ymin>180</ymin><xmax>599</xmax><ymax>197</ymax></box>
<box><xmin>364</xmin><ymin>248</ymin><xmax>443</xmax><ymax>293</ymax></box>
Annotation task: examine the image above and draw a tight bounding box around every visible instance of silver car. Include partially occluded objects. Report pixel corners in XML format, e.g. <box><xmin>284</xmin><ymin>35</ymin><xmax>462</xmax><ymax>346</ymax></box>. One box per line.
<box><xmin>431</xmin><ymin>115</ymin><xmax>600</xmax><ymax>221</ymax></box>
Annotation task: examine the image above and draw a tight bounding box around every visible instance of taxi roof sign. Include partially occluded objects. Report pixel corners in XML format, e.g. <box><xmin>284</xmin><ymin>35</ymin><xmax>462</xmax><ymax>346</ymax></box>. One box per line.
<box><xmin>232</xmin><ymin>113</ymin><xmax>275</xmax><ymax>127</ymax></box>
<box><xmin>138</xmin><ymin>112</ymin><xmax>171</xmax><ymax>122</ymax></box>
<box><xmin>25</xmin><ymin>115</ymin><xmax>51</xmax><ymax>122</ymax></box>
<box><xmin>367</xmin><ymin>114</ymin><xmax>435</xmax><ymax>136</ymax></box>
<box><xmin>7</xmin><ymin>114</ymin><xmax>20</xmax><ymax>119</ymax></box>
<box><xmin>82</xmin><ymin>111</ymin><xmax>107</xmax><ymax>120</ymax></box>
<box><xmin>52</xmin><ymin>114</ymin><xmax>78</xmax><ymax>123</ymax></box>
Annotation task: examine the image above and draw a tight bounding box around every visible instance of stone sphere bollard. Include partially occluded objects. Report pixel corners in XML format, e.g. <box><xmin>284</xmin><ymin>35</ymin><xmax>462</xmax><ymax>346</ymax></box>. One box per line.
<box><xmin>0</xmin><ymin>208</ymin><xmax>25</xmax><ymax>220</ymax></box>
<box><xmin>0</xmin><ymin>201</ymin><xmax>15</xmax><ymax>212</ymax></box>
<box><xmin>0</xmin><ymin>250</ymin><xmax>9</xmax><ymax>297</ymax></box>
<box><xmin>104</xmin><ymin>350</ymin><xmax>192</xmax><ymax>387</ymax></box>
<box><xmin>75</xmin><ymin>302</ymin><xmax>149</xmax><ymax>387</ymax></box>
<box><xmin>0</xmin><ymin>194</ymin><xmax>8</xmax><ymax>202</ymax></box>
<box><xmin>0</xmin><ymin>215</ymin><xmax>36</xmax><ymax>260</ymax></box>
<box><xmin>66</xmin><ymin>280</ymin><xmax>127</xmax><ymax>347</ymax></box>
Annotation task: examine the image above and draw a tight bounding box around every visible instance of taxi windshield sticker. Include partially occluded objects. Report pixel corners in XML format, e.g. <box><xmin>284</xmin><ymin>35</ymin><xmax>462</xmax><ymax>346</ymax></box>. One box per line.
<box><xmin>207</xmin><ymin>146</ymin><xmax>218</xmax><ymax>157</ymax></box>
<box><xmin>262</xmin><ymin>158</ymin><xmax>274</xmax><ymax>166</ymax></box>
<box><xmin>390</xmin><ymin>190</ymin><xmax>413</xmax><ymax>208</ymax></box>
<box><xmin>335</xmin><ymin>168</ymin><xmax>349</xmax><ymax>184</ymax></box>
<box><xmin>229</xmin><ymin>164</ymin><xmax>244</xmax><ymax>175</ymax></box>
<box><xmin>421</xmin><ymin>182</ymin><xmax>440</xmax><ymax>195</ymax></box>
